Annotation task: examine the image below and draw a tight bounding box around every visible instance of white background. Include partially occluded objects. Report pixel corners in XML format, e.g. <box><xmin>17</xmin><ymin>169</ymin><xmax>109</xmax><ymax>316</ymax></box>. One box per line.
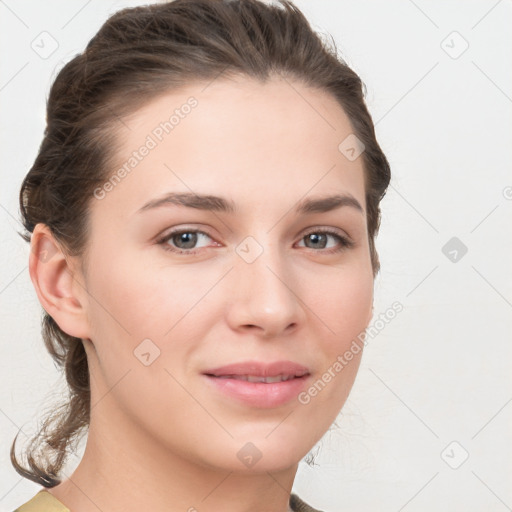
<box><xmin>1</xmin><ymin>1</ymin><xmax>511</xmax><ymax>511</ymax></box>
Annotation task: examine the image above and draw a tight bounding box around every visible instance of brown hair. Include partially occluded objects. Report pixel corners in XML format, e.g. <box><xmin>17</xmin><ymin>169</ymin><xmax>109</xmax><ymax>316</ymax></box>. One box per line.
<box><xmin>13</xmin><ymin>0</ymin><xmax>391</xmax><ymax>487</ymax></box>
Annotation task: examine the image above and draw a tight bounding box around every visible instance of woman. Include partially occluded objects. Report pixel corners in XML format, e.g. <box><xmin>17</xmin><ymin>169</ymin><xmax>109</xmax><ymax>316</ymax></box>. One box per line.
<box><xmin>11</xmin><ymin>0</ymin><xmax>391</xmax><ymax>511</ymax></box>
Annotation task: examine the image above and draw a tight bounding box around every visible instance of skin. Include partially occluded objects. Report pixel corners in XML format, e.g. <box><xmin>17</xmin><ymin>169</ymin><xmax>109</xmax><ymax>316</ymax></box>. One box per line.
<box><xmin>30</xmin><ymin>75</ymin><xmax>374</xmax><ymax>512</ymax></box>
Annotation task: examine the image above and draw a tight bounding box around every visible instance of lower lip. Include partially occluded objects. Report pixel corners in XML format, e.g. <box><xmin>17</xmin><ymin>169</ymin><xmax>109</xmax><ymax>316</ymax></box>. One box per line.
<box><xmin>203</xmin><ymin>375</ymin><xmax>310</xmax><ymax>408</ymax></box>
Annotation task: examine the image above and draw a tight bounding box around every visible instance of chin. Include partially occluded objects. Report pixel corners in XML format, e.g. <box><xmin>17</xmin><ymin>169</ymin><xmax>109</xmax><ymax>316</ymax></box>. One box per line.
<box><xmin>235</xmin><ymin>434</ymin><xmax>314</xmax><ymax>473</ymax></box>
<box><xmin>187</xmin><ymin>433</ymin><xmax>311</xmax><ymax>475</ymax></box>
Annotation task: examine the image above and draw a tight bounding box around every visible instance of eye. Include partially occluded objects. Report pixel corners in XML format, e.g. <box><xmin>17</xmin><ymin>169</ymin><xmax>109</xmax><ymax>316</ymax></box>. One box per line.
<box><xmin>296</xmin><ymin>228</ymin><xmax>354</xmax><ymax>254</ymax></box>
<box><xmin>158</xmin><ymin>228</ymin><xmax>216</xmax><ymax>255</ymax></box>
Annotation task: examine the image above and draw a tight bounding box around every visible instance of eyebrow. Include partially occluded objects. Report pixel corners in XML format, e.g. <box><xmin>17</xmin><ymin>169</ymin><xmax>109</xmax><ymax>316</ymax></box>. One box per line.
<box><xmin>137</xmin><ymin>192</ymin><xmax>364</xmax><ymax>216</ymax></box>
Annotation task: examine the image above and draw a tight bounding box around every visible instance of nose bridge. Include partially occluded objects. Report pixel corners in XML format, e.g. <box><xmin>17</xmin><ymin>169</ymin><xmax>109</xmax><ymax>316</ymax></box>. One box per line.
<box><xmin>228</xmin><ymin>233</ymin><xmax>303</xmax><ymax>336</ymax></box>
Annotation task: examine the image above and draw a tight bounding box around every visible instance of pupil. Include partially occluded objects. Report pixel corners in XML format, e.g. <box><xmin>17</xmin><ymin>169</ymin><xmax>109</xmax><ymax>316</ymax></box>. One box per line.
<box><xmin>308</xmin><ymin>233</ymin><xmax>326</xmax><ymax>249</ymax></box>
<box><xmin>176</xmin><ymin>232</ymin><xmax>197</xmax><ymax>249</ymax></box>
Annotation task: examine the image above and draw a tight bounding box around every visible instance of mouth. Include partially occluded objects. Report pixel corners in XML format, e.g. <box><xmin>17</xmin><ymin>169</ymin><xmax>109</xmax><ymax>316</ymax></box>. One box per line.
<box><xmin>202</xmin><ymin>360</ymin><xmax>311</xmax><ymax>408</ymax></box>
<box><xmin>208</xmin><ymin>373</ymin><xmax>308</xmax><ymax>383</ymax></box>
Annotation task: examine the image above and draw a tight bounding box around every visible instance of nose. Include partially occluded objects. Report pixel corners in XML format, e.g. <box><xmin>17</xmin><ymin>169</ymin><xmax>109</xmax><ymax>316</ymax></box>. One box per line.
<box><xmin>225</xmin><ymin>243</ymin><xmax>306</xmax><ymax>339</ymax></box>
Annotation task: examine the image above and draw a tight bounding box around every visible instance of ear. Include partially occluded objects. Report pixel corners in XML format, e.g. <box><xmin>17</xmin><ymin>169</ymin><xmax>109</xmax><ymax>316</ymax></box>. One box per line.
<box><xmin>29</xmin><ymin>223</ymin><xmax>91</xmax><ymax>339</ymax></box>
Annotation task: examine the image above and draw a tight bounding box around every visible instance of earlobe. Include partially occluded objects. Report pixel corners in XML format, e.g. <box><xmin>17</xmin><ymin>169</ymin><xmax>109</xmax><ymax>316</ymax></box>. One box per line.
<box><xmin>29</xmin><ymin>223</ymin><xmax>91</xmax><ymax>339</ymax></box>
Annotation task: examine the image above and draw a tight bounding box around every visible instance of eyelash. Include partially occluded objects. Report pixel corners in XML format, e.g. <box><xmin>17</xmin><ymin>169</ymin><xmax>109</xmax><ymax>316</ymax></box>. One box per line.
<box><xmin>157</xmin><ymin>227</ymin><xmax>354</xmax><ymax>256</ymax></box>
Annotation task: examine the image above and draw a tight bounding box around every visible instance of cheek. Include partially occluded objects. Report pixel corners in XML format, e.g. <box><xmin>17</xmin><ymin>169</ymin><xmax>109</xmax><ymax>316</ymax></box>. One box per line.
<box><xmin>86</xmin><ymin>248</ymin><xmax>373</xmax><ymax>363</ymax></box>
<box><xmin>84</xmin><ymin>251</ymin><xmax>221</xmax><ymax>382</ymax></box>
<box><xmin>307</xmin><ymin>262</ymin><xmax>373</xmax><ymax>351</ymax></box>
<box><xmin>86</xmin><ymin>251</ymin><xmax>202</xmax><ymax>335</ymax></box>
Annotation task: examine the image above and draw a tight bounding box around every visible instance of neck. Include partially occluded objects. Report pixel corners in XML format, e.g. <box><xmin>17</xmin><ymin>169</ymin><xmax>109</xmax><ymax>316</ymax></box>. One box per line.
<box><xmin>49</xmin><ymin>404</ymin><xmax>297</xmax><ymax>512</ymax></box>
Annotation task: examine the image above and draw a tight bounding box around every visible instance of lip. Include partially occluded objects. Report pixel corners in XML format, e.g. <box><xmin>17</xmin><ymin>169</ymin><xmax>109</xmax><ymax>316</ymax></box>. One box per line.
<box><xmin>202</xmin><ymin>360</ymin><xmax>311</xmax><ymax>408</ymax></box>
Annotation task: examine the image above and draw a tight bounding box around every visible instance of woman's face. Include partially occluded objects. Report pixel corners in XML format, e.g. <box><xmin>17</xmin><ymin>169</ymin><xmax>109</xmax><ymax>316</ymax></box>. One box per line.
<box><xmin>76</xmin><ymin>75</ymin><xmax>374</xmax><ymax>473</ymax></box>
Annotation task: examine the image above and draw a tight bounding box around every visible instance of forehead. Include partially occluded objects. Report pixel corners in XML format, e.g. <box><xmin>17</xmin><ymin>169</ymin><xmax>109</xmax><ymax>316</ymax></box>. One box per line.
<box><xmin>96</xmin><ymin>75</ymin><xmax>366</xmax><ymax>219</ymax></box>
<box><xmin>123</xmin><ymin>74</ymin><xmax>356</xmax><ymax>147</ymax></box>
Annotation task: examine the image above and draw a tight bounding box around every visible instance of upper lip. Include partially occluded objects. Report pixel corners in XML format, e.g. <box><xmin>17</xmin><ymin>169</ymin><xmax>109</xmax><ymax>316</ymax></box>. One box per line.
<box><xmin>203</xmin><ymin>360</ymin><xmax>310</xmax><ymax>378</ymax></box>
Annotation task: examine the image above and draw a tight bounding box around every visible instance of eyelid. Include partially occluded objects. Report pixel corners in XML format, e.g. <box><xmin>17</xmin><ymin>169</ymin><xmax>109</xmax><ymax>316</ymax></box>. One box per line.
<box><xmin>301</xmin><ymin>225</ymin><xmax>351</xmax><ymax>240</ymax></box>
